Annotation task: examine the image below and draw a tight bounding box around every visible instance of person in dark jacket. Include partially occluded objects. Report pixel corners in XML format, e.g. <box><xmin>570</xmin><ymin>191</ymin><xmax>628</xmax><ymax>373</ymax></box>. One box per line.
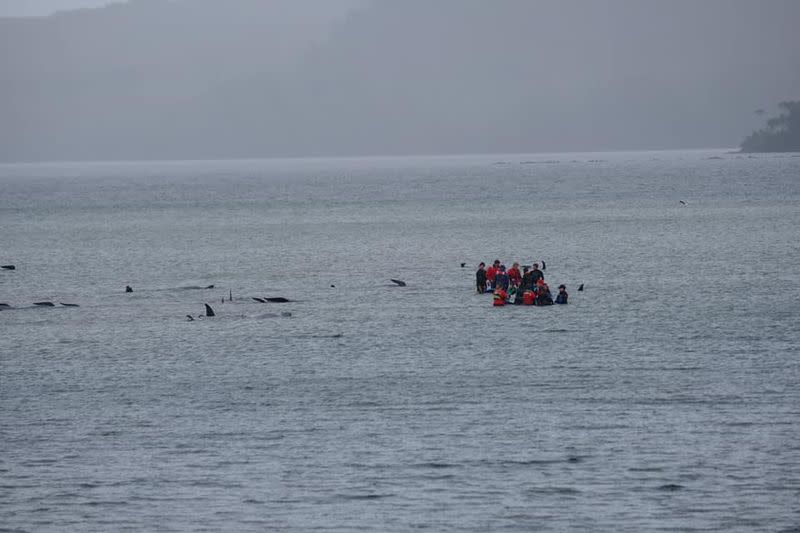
<box><xmin>555</xmin><ymin>284</ymin><xmax>568</xmax><ymax>304</ymax></box>
<box><xmin>520</xmin><ymin>266</ymin><xmax>534</xmax><ymax>292</ymax></box>
<box><xmin>530</xmin><ymin>263</ymin><xmax>544</xmax><ymax>285</ymax></box>
<box><xmin>476</xmin><ymin>263</ymin><xmax>487</xmax><ymax>293</ymax></box>
<box><xmin>495</xmin><ymin>265</ymin><xmax>510</xmax><ymax>291</ymax></box>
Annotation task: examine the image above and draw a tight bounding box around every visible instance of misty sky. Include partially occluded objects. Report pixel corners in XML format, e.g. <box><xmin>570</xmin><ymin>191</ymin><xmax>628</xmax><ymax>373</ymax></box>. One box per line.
<box><xmin>1</xmin><ymin>0</ymin><xmax>799</xmax><ymax>162</ymax></box>
<box><xmin>0</xmin><ymin>0</ymin><xmax>116</xmax><ymax>17</ymax></box>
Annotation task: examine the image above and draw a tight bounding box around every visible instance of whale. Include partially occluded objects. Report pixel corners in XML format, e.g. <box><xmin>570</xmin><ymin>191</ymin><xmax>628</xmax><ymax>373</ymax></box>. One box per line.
<box><xmin>125</xmin><ymin>285</ymin><xmax>133</xmax><ymax>293</ymax></box>
<box><xmin>33</xmin><ymin>301</ymin><xmax>55</xmax><ymax>306</ymax></box>
<box><xmin>390</xmin><ymin>279</ymin><xmax>407</xmax><ymax>287</ymax></box>
<box><xmin>1</xmin><ymin>265</ymin><xmax>15</xmax><ymax>270</ymax></box>
<box><xmin>59</xmin><ymin>302</ymin><xmax>80</xmax><ymax>307</ymax></box>
<box><xmin>252</xmin><ymin>297</ymin><xmax>266</xmax><ymax>303</ymax></box>
<box><xmin>0</xmin><ymin>303</ymin><xmax>12</xmax><ymax>309</ymax></box>
<box><xmin>264</xmin><ymin>297</ymin><xmax>291</xmax><ymax>303</ymax></box>
<box><xmin>254</xmin><ymin>311</ymin><xmax>293</xmax><ymax>319</ymax></box>
<box><xmin>205</xmin><ymin>304</ymin><xmax>215</xmax><ymax>317</ymax></box>
<box><xmin>577</xmin><ymin>284</ymin><xmax>584</xmax><ymax>291</ymax></box>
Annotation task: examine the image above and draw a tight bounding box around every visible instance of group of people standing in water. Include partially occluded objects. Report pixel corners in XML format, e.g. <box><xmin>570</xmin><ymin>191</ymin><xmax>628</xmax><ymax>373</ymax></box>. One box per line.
<box><xmin>476</xmin><ymin>260</ymin><xmax>568</xmax><ymax>306</ymax></box>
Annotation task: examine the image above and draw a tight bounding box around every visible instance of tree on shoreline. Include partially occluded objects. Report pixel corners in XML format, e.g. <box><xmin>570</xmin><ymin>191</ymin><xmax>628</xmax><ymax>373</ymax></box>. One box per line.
<box><xmin>741</xmin><ymin>101</ymin><xmax>800</xmax><ymax>152</ymax></box>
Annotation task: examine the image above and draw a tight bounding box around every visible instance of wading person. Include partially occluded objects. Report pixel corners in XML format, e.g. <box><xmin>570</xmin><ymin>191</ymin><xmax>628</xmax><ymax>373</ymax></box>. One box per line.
<box><xmin>476</xmin><ymin>262</ymin><xmax>487</xmax><ymax>293</ymax></box>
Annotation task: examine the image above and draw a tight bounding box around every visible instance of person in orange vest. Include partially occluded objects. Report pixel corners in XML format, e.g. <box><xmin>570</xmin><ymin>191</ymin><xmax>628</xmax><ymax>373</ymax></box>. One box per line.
<box><xmin>537</xmin><ymin>282</ymin><xmax>554</xmax><ymax>305</ymax></box>
<box><xmin>493</xmin><ymin>287</ymin><xmax>508</xmax><ymax>306</ymax></box>
<box><xmin>530</xmin><ymin>278</ymin><xmax>545</xmax><ymax>306</ymax></box>
<box><xmin>522</xmin><ymin>289</ymin><xmax>536</xmax><ymax>305</ymax></box>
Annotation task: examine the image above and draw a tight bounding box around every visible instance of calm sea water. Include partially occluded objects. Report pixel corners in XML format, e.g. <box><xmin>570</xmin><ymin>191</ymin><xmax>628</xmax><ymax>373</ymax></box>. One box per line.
<box><xmin>1</xmin><ymin>151</ymin><xmax>799</xmax><ymax>532</ymax></box>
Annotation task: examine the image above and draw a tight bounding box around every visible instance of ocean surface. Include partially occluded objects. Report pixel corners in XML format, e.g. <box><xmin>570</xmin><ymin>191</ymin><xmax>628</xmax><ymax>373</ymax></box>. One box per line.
<box><xmin>1</xmin><ymin>151</ymin><xmax>799</xmax><ymax>532</ymax></box>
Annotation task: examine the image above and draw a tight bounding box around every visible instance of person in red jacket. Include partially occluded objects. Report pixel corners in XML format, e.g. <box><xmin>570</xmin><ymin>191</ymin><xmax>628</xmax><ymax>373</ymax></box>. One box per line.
<box><xmin>485</xmin><ymin>259</ymin><xmax>500</xmax><ymax>290</ymax></box>
<box><xmin>507</xmin><ymin>262</ymin><xmax>522</xmax><ymax>288</ymax></box>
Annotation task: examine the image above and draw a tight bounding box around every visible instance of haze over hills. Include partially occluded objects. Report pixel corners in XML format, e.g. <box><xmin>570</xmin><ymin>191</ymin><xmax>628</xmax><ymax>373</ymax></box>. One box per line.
<box><xmin>0</xmin><ymin>0</ymin><xmax>117</xmax><ymax>17</ymax></box>
<box><xmin>1</xmin><ymin>0</ymin><xmax>799</xmax><ymax>162</ymax></box>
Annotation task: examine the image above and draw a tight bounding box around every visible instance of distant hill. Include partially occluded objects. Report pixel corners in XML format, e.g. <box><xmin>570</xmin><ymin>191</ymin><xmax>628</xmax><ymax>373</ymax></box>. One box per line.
<box><xmin>741</xmin><ymin>101</ymin><xmax>800</xmax><ymax>153</ymax></box>
<box><xmin>1</xmin><ymin>0</ymin><xmax>800</xmax><ymax>162</ymax></box>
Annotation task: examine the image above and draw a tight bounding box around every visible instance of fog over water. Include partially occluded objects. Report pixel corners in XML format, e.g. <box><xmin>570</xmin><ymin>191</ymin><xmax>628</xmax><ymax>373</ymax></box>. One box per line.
<box><xmin>1</xmin><ymin>0</ymin><xmax>799</xmax><ymax>161</ymax></box>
